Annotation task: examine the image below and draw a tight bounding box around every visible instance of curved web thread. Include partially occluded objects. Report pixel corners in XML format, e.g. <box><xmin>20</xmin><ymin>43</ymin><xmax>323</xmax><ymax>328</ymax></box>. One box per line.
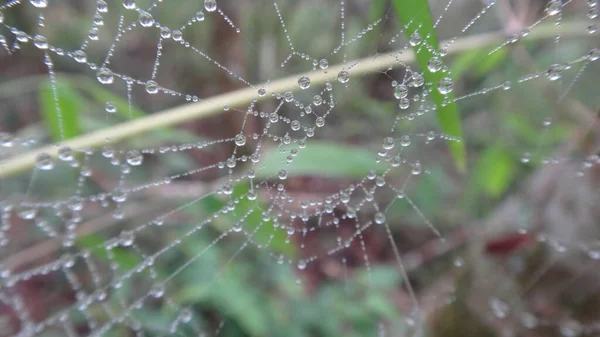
<box><xmin>0</xmin><ymin>0</ymin><xmax>598</xmax><ymax>337</ymax></box>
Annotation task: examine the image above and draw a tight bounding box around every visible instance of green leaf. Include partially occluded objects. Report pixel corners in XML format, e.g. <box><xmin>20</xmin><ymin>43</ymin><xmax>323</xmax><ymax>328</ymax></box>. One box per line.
<box><xmin>39</xmin><ymin>79</ymin><xmax>83</xmax><ymax>141</ymax></box>
<box><xmin>472</xmin><ymin>146</ymin><xmax>516</xmax><ymax>198</ymax></box>
<box><xmin>391</xmin><ymin>0</ymin><xmax>466</xmax><ymax>173</ymax></box>
<box><xmin>257</xmin><ymin>141</ymin><xmax>383</xmax><ymax>179</ymax></box>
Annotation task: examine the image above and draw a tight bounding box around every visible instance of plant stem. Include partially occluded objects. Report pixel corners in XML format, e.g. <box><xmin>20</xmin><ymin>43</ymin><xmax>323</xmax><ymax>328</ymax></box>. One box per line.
<box><xmin>0</xmin><ymin>21</ymin><xmax>591</xmax><ymax>178</ymax></box>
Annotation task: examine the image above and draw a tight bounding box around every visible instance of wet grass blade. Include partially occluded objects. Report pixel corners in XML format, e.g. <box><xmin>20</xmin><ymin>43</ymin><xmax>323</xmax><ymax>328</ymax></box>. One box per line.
<box><xmin>39</xmin><ymin>79</ymin><xmax>82</xmax><ymax>141</ymax></box>
<box><xmin>391</xmin><ymin>0</ymin><xmax>466</xmax><ymax>173</ymax></box>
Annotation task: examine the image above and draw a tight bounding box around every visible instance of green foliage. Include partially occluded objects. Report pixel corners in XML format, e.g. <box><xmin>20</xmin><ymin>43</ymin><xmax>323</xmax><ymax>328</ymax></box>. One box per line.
<box><xmin>391</xmin><ymin>0</ymin><xmax>466</xmax><ymax>173</ymax></box>
<box><xmin>257</xmin><ymin>141</ymin><xmax>384</xmax><ymax>179</ymax></box>
<box><xmin>39</xmin><ymin>79</ymin><xmax>82</xmax><ymax>141</ymax></box>
<box><xmin>471</xmin><ymin>146</ymin><xmax>517</xmax><ymax>198</ymax></box>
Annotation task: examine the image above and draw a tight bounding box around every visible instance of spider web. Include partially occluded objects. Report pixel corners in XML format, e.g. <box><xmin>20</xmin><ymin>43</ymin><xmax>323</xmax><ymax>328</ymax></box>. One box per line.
<box><xmin>0</xmin><ymin>0</ymin><xmax>599</xmax><ymax>336</ymax></box>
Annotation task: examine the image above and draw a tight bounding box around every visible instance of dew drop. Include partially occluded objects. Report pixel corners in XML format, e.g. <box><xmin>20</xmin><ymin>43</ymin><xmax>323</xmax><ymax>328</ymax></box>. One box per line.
<box><xmin>298</xmin><ymin>76</ymin><xmax>311</xmax><ymax>89</ymax></box>
<box><xmin>119</xmin><ymin>231</ymin><xmax>134</xmax><ymax>247</ymax></box>
<box><xmin>96</xmin><ymin>67</ymin><xmax>114</xmax><ymax>85</ymax></box>
<box><xmin>258</xmin><ymin>88</ymin><xmax>267</xmax><ymax>97</ymax></box>
<box><xmin>145</xmin><ymin>80</ymin><xmax>159</xmax><ymax>94</ymax></box>
<box><xmin>315</xmin><ymin>117</ymin><xmax>325</xmax><ymax>127</ymax></box>
<box><xmin>123</xmin><ymin>0</ymin><xmax>136</xmax><ymax>10</ymax></box>
<box><xmin>195</xmin><ymin>11</ymin><xmax>205</xmax><ymax>21</ymax></box>
<box><xmin>319</xmin><ymin>59</ymin><xmax>329</xmax><ymax>69</ymax></box>
<box><xmin>35</xmin><ymin>153</ymin><xmax>54</xmax><ymax>170</ymax></box>
<box><xmin>33</xmin><ymin>35</ymin><xmax>48</xmax><ymax>49</ymax></box>
<box><xmin>337</xmin><ymin>70</ymin><xmax>350</xmax><ymax>83</ymax></box>
<box><xmin>126</xmin><ymin>150</ymin><xmax>143</xmax><ymax>166</ymax></box>
<box><xmin>138</xmin><ymin>11</ymin><xmax>155</xmax><ymax>27</ymax></box>
<box><xmin>179</xmin><ymin>308</ymin><xmax>193</xmax><ymax>323</ymax></box>
<box><xmin>394</xmin><ymin>84</ymin><xmax>408</xmax><ymax>99</ymax></box>
<box><xmin>150</xmin><ymin>284</ymin><xmax>165</xmax><ymax>298</ymax></box>
<box><xmin>30</xmin><ymin>0</ymin><xmax>48</xmax><ymax>8</ymax></box>
<box><xmin>204</xmin><ymin>0</ymin><xmax>217</xmax><ymax>12</ymax></box>
<box><xmin>374</xmin><ymin>212</ymin><xmax>386</xmax><ymax>224</ymax></box>
<box><xmin>383</xmin><ymin>137</ymin><xmax>395</xmax><ymax>150</ymax></box>
<box><xmin>546</xmin><ymin>0</ymin><xmax>562</xmax><ymax>16</ymax></box>
<box><xmin>399</xmin><ymin>98</ymin><xmax>410</xmax><ymax>109</ymax></box>
<box><xmin>58</xmin><ymin>146</ymin><xmax>74</xmax><ymax>161</ymax></box>
<box><xmin>269</xmin><ymin>112</ymin><xmax>279</xmax><ymax>123</ymax></box>
<box><xmin>427</xmin><ymin>56</ymin><xmax>442</xmax><ymax>73</ymax></box>
<box><xmin>291</xmin><ymin>120</ymin><xmax>301</xmax><ymax>131</ymax></box>
<box><xmin>234</xmin><ymin>133</ymin><xmax>246</xmax><ymax>146</ymax></box>
<box><xmin>437</xmin><ymin>77</ymin><xmax>454</xmax><ymax>95</ymax></box>
<box><xmin>72</xmin><ymin>50</ymin><xmax>87</xmax><ymax>63</ymax></box>
<box><xmin>409</xmin><ymin>32</ymin><xmax>421</xmax><ymax>46</ymax></box>
<box><xmin>313</xmin><ymin>95</ymin><xmax>323</xmax><ymax>106</ymax></box>
<box><xmin>546</xmin><ymin>64</ymin><xmax>564</xmax><ymax>81</ymax></box>
<box><xmin>105</xmin><ymin>101</ymin><xmax>117</xmax><ymax>113</ymax></box>
<box><xmin>278</xmin><ymin>169</ymin><xmax>288</xmax><ymax>180</ymax></box>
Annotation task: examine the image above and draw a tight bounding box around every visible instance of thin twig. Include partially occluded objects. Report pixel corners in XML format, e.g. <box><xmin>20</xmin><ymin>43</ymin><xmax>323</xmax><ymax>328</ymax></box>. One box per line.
<box><xmin>0</xmin><ymin>21</ymin><xmax>591</xmax><ymax>178</ymax></box>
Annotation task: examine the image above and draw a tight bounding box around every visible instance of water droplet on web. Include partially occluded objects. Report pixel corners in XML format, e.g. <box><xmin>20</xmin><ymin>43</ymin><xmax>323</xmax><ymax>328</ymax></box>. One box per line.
<box><xmin>546</xmin><ymin>64</ymin><xmax>564</xmax><ymax>81</ymax></box>
<box><xmin>411</xmin><ymin>161</ymin><xmax>422</xmax><ymax>175</ymax></box>
<box><xmin>150</xmin><ymin>284</ymin><xmax>165</xmax><ymax>298</ymax></box>
<box><xmin>172</xmin><ymin>30</ymin><xmax>183</xmax><ymax>41</ymax></box>
<box><xmin>400</xmin><ymin>135</ymin><xmax>411</xmax><ymax>147</ymax></box>
<box><xmin>0</xmin><ymin>11</ymin><xmax>4</xmax><ymax>24</ymax></box>
<box><xmin>30</xmin><ymin>0</ymin><xmax>48</xmax><ymax>8</ymax></box>
<box><xmin>298</xmin><ymin>76</ymin><xmax>310</xmax><ymax>89</ymax></box>
<box><xmin>502</xmin><ymin>81</ymin><xmax>511</xmax><ymax>90</ymax></box>
<box><xmin>278</xmin><ymin>170</ymin><xmax>288</xmax><ymax>180</ymax></box>
<box><xmin>126</xmin><ymin>150</ymin><xmax>143</xmax><ymax>166</ymax></box>
<box><xmin>112</xmin><ymin>189</ymin><xmax>127</xmax><ymax>203</ymax></box>
<box><xmin>313</xmin><ymin>95</ymin><xmax>323</xmax><ymax>106</ymax></box>
<box><xmin>428</xmin><ymin>56</ymin><xmax>442</xmax><ymax>72</ymax></box>
<box><xmin>291</xmin><ymin>120</ymin><xmax>301</xmax><ymax>131</ymax></box>
<box><xmin>315</xmin><ymin>117</ymin><xmax>325</xmax><ymax>127</ymax></box>
<box><xmin>17</xmin><ymin>206</ymin><xmax>37</xmax><ymax>220</ymax></box>
<box><xmin>247</xmin><ymin>189</ymin><xmax>257</xmax><ymax>200</ymax></box>
<box><xmin>589</xmin><ymin>48</ymin><xmax>600</xmax><ymax>61</ymax></box>
<box><xmin>409</xmin><ymin>32</ymin><xmax>421</xmax><ymax>46</ymax></box>
<box><xmin>105</xmin><ymin>101</ymin><xmax>116</xmax><ymax>113</ymax></box>
<box><xmin>139</xmin><ymin>11</ymin><xmax>155</xmax><ymax>27</ymax></box>
<box><xmin>319</xmin><ymin>59</ymin><xmax>329</xmax><ymax>69</ymax></box>
<box><xmin>234</xmin><ymin>133</ymin><xmax>246</xmax><ymax>146</ymax></box>
<box><xmin>297</xmin><ymin>260</ymin><xmax>306</xmax><ymax>270</ymax></box>
<box><xmin>258</xmin><ymin>88</ymin><xmax>266</xmax><ymax>97</ymax></box>
<box><xmin>204</xmin><ymin>0</ymin><xmax>217</xmax><ymax>12</ymax></box>
<box><xmin>196</xmin><ymin>11</ymin><xmax>205</xmax><ymax>21</ymax></box>
<box><xmin>35</xmin><ymin>153</ymin><xmax>54</xmax><ymax>170</ymax></box>
<box><xmin>410</xmin><ymin>72</ymin><xmax>424</xmax><ymax>87</ymax></box>
<box><xmin>179</xmin><ymin>308</ymin><xmax>193</xmax><ymax>323</ymax></box>
<box><xmin>337</xmin><ymin>70</ymin><xmax>350</xmax><ymax>83</ymax></box>
<box><xmin>546</xmin><ymin>0</ymin><xmax>563</xmax><ymax>16</ymax></box>
<box><xmin>374</xmin><ymin>212</ymin><xmax>386</xmax><ymax>224</ymax></box>
<box><xmin>284</xmin><ymin>91</ymin><xmax>294</xmax><ymax>102</ymax></box>
<box><xmin>145</xmin><ymin>80</ymin><xmax>159</xmax><ymax>94</ymax></box>
<box><xmin>587</xmin><ymin>24</ymin><xmax>597</xmax><ymax>34</ymax></box>
<box><xmin>269</xmin><ymin>112</ymin><xmax>279</xmax><ymax>123</ymax></box>
<box><xmin>96</xmin><ymin>67</ymin><xmax>114</xmax><ymax>84</ymax></box>
<box><xmin>123</xmin><ymin>0</ymin><xmax>136</xmax><ymax>10</ymax></box>
<box><xmin>383</xmin><ymin>137</ymin><xmax>395</xmax><ymax>150</ymax></box>
<box><xmin>437</xmin><ymin>77</ymin><xmax>454</xmax><ymax>95</ymax></box>
<box><xmin>33</xmin><ymin>35</ymin><xmax>48</xmax><ymax>49</ymax></box>
<box><xmin>120</xmin><ymin>231</ymin><xmax>134</xmax><ymax>247</ymax></box>
<box><xmin>394</xmin><ymin>84</ymin><xmax>408</xmax><ymax>99</ymax></box>
<box><xmin>57</xmin><ymin>146</ymin><xmax>74</xmax><ymax>161</ymax></box>
<box><xmin>72</xmin><ymin>50</ymin><xmax>87</xmax><ymax>63</ymax></box>
<box><xmin>399</xmin><ymin>98</ymin><xmax>410</xmax><ymax>109</ymax></box>
<box><xmin>67</xmin><ymin>196</ymin><xmax>84</xmax><ymax>211</ymax></box>
<box><xmin>160</xmin><ymin>27</ymin><xmax>171</xmax><ymax>39</ymax></box>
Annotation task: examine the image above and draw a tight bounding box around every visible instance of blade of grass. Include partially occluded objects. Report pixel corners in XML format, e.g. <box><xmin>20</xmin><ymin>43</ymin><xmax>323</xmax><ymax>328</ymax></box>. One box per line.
<box><xmin>391</xmin><ymin>0</ymin><xmax>466</xmax><ymax>173</ymax></box>
<box><xmin>0</xmin><ymin>21</ymin><xmax>589</xmax><ymax>178</ymax></box>
<box><xmin>39</xmin><ymin>79</ymin><xmax>82</xmax><ymax>141</ymax></box>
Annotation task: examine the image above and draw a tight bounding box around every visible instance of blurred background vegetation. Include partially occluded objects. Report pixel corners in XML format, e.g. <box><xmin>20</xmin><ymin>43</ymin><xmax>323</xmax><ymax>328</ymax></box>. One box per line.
<box><xmin>0</xmin><ymin>0</ymin><xmax>599</xmax><ymax>337</ymax></box>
